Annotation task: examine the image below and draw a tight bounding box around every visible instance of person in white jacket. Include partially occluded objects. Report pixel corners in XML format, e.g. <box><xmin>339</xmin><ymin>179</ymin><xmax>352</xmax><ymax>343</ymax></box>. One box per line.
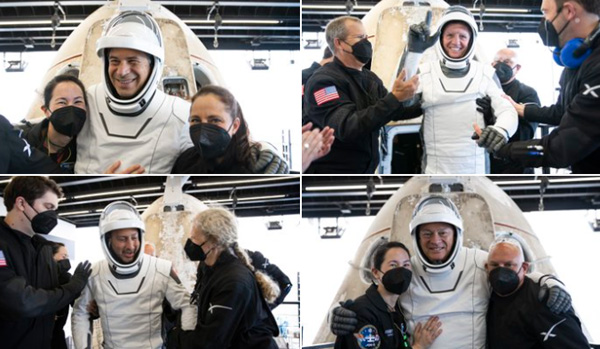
<box><xmin>400</xmin><ymin>6</ymin><xmax>518</xmax><ymax>174</ymax></box>
<box><xmin>71</xmin><ymin>201</ymin><xmax>196</xmax><ymax>349</ymax></box>
<box><xmin>75</xmin><ymin>11</ymin><xmax>192</xmax><ymax>174</ymax></box>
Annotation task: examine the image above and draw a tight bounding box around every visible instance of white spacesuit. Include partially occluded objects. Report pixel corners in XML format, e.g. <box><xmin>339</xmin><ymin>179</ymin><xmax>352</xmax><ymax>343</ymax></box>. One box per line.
<box><xmin>413</xmin><ymin>7</ymin><xmax>518</xmax><ymax>174</ymax></box>
<box><xmin>71</xmin><ymin>201</ymin><xmax>196</xmax><ymax>349</ymax></box>
<box><xmin>400</xmin><ymin>196</ymin><xmax>563</xmax><ymax>349</ymax></box>
<box><xmin>75</xmin><ymin>11</ymin><xmax>192</xmax><ymax>174</ymax></box>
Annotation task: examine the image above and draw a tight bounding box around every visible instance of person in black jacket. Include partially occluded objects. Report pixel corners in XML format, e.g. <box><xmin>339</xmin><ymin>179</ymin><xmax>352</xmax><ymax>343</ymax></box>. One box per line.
<box><xmin>488</xmin><ymin>48</ymin><xmax>541</xmax><ymax>174</ymax></box>
<box><xmin>0</xmin><ymin>176</ymin><xmax>92</xmax><ymax>349</ymax></box>
<box><xmin>486</xmin><ymin>239</ymin><xmax>589</xmax><ymax>348</ymax></box>
<box><xmin>19</xmin><ymin>75</ymin><xmax>88</xmax><ymax>173</ymax></box>
<box><xmin>0</xmin><ymin>114</ymin><xmax>63</xmax><ymax>173</ymax></box>
<box><xmin>495</xmin><ymin>0</ymin><xmax>600</xmax><ymax>173</ymax></box>
<box><xmin>50</xmin><ymin>242</ymin><xmax>72</xmax><ymax>349</ymax></box>
<box><xmin>334</xmin><ymin>241</ymin><xmax>441</xmax><ymax>349</ymax></box>
<box><xmin>302</xmin><ymin>46</ymin><xmax>333</xmax><ymax>86</ymax></box>
<box><xmin>172</xmin><ymin>85</ymin><xmax>288</xmax><ymax>174</ymax></box>
<box><xmin>182</xmin><ymin>207</ymin><xmax>280</xmax><ymax>348</ymax></box>
<box><xmin>303</xmin><ymin>15</ymin><xmax>421</xmax><ymax>173</ymax></box>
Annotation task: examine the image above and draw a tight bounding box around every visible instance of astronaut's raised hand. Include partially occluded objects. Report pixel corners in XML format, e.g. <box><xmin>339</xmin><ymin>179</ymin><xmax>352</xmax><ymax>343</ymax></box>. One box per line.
<box><xmin>392</xmin><ymin>69</ymin><xmax>419</xmax><ymax>102</ymax></box>
<box><xmin>329</xmin><ymin>299</ymin><xmax>358</xmax><ymax>336</ymax></box>
<box><xmin>408</xmin><ymin>10</ymin><xmax>440</xmax><ymax>53</ymax></box>
<box><xmin>473</xmin><ymin>124</ymin><xmax>508</xmax><ymax>152</ymax></box>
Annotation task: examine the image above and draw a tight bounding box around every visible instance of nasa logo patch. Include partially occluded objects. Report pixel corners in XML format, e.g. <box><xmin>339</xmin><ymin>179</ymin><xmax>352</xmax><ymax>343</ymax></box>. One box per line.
<box><xmin>354</xmin><ymin>324</ymin><xmax>381</xmax><ymax>348</ymax></box>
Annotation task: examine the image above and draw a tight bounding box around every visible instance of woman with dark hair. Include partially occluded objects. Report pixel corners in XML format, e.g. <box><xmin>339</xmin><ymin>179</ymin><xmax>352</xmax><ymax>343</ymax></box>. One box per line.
<box><xmin>20</xmin><ymin>74</ymin><xmax>88</xmax><ymax>173</ymax></box>
<box><xmin>50</xmin><ymin>242</ymin><xmax>71</xmax><ymax>349</ymax></box>
<box><xmin>18</xmin><ymin>74</ymin><xmax>144</xmax><ymax>174</ymax></box>
<box><xmin>171</xmin><ymin>85</ymin><xmax>289</xmax><ymax>174</ymax></box>
<box><xmin>335</xmin><ymin>241</ymin><xmax>442</xmax><ymax>349</ymax></box>
<box><xmin>182</xmin><ymin>207</ymin><xmax>280</xmax><ymax>348</ymax></box>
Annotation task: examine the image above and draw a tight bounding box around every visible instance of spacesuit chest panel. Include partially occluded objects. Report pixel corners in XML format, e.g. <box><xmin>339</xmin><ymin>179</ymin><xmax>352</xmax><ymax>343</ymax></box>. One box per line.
<box><xmin>419</xmin><ymin>62</ymin><xmax>488</xmax><ymax>173</ymax></box>
<box><xmin>400</xmin><ymin>248</ymin><xmax>489</xmax><ymax>349</ymax></box>
<box><xmin>76</xmin><ymin>84</ymin><xmax>189</xmax><ymax>173</ymax></box>
<box><xmin>91</xmin><ymin>256</ymin><xmax>169</xmax><ymax>348</ymax></box>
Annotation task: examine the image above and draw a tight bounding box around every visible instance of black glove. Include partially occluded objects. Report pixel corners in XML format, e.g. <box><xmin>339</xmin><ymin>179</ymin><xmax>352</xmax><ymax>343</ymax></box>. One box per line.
<box><xmin>494</xmin><ymin>139</ymin><xmax>544</xmax><ymax>168</ymax></box>
<box><xmin>407</xmin><ymin>10</ymin><xmax>440</xmax><ymax>53</ymax></box>
<box><xmin>330</xmin><ymin>299</ymin><xmax>358</xmax><ymax>336</ymax></box>
<box><xmin>476</xmin><ymin>96</ymin><xmax>496</xmax><ymax>126</ymax></box>
<box><xmin>476</xmin><ymin>126</ymin><xmax>508</xmax><ymax>152</ymax></box>
<box><xmin>63</xmin><ymin>260</ymin><xmax>92</xmax><ymax>294</ymax></box>
<box><xmin>539</xmin><ymin>284</ymin><xmax>572</xmax><ymax>314</ymax></box>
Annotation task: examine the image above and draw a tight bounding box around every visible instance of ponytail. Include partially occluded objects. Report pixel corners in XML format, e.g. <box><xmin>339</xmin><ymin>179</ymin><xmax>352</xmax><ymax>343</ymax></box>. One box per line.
<box><xmin>231</xmin><ymin>242</ymin><xmax>280</xmax><ymax>303</ymax></box>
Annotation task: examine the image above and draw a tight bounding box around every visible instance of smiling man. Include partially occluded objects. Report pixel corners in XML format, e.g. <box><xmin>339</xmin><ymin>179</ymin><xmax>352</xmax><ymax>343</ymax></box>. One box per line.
<box><xmin>71</xmin><ymin>201</ymin><xmax>196</xmax><ymax>349</ymax></box>
<box><xmin>75</xmin><ymin>11</ymin><xmax>193</xmax><ymax>174</ymax></box>
<box><xmin>332</xmin><ymin>195</ymin><xmax>576</xmax><ymax>349</ymax></box>
<box><xmin>399</xmin><ymin>6</ymin><xmax>518</xmax><ymax>174</ymax></box>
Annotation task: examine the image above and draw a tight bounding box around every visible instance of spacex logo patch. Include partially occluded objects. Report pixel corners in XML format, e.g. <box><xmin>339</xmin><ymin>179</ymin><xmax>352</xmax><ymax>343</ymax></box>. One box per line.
<box><xmin>540</xmin><ymin>318</ymin><xmax>566</xmax><ymax>341</ymax></box>
<box><xmin>583</xmin><ymin>83</ymin><xmax>600</xmax><ymax>98</ymax></box>
<box><xmin>208</xmin><ymin>303</ymin><xmax>232</xmax><ymax>314</ymax></box>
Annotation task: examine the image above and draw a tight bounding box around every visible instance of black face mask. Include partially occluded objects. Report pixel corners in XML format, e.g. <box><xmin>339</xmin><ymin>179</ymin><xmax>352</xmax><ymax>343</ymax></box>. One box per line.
<box><xmin>189</xmin><ymin>123</ymin><xmax>233</xmax><ymax>160</ymax></box>
<box><xmin>538</xmin><ymin>8</ymin><xmax>570</xmax><ymax>47</ymax></box>
<box><xmin>489</xmin><ymin>266</ymin><xmax>521</xmax><ymax>296</ymax></box>
<box><xmin>379</xmin><ymin>267</ymin><xmax>412</xmax><ymax>295</ymax></box>
<box><xmin>494</xmin><ymin>62</ymin><xmax>516</xmax><ymax>84</ymax></box>
<box><xmin>57</xmin><ymin>259</ymin><xmax>71</xmax><ymax>274</ymax></box>
<box><xmin>24</xmin><ymin>203</ymin><xmax>58</xmax><ymax>235</ymax></box>
<box><xmin>343</xmin><ymin>37</ymin><xmax>373</xmax><ymax>64</ymax></box>
<box><xmin>184</xmin><ymin>238</ymin><xmax>210</xmax><ymax>261</ymax></box>
<box><xmin>48</xmin><ymin>106</ymin><xmax>87</xmax><ymax>137</ymax></box>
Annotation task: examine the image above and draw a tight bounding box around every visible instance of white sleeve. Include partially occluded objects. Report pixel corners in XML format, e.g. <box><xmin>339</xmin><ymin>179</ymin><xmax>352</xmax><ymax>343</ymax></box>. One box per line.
<box><xmin>164</xmin><ymin>268</ymin><xmax>197</xmax><ymax>331</ymax></box>
<box><xmin>527</xmin><ymin>271</ymin><xmax>566</xmax><ymax>291</ymax></box>
<box><xmin>485</xmin><ymin>77</ymin><xmax>518</xmax><ymax>137</ymax></box>
<box><xmin>71</xmin><ymin>282</ymin><xmax>93</xmax><ymax>349</ymax></box>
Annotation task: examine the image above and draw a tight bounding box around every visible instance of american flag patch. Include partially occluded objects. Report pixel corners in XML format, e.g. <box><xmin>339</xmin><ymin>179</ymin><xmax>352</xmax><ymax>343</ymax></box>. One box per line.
<box><xmin>314</xmin><ymin>86</ymin><xmax>340</xmax><ymax>106</ymax></box>
<box><xmin>0</xmin><ymin>250</ymin><xmax>6</xmax><ymax>267</ymax></box>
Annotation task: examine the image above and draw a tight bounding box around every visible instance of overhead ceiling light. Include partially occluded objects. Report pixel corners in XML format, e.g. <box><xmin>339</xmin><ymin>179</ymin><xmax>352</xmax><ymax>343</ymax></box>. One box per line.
<box><xmin>305</xmin><ymin>184</ymin><xmax>403</xmax><ymax>191</ymax></box>
<box><xmin>184</xmin><ymin>19</ymin><xmax>280</xmax><ymax>24</ymax></box>
<box><xmin>205</xmin><ymin>194</ymin><xmax>286</xmax><ymax>203</ymax></box>
<box><xmin>59</xmin><ymin>210</ymin><xmax>93</xmax><ymax>217</ymax></box>
<box><xmin>494</xmin><ymin>177</ymin><xmax>600</xmax><ymax>186</ymax></box>
<box><xmin>302</xmin><ymin>4</ymin><xmax>373</xmax><ymax>10</ymax></box>
<box><xmin>72</xmin><ymin>186</ymin><xmax>162</xmax><ymax>200</ymax></box>
<box><xmin>0</xmin><ymin>19</ymin><xmax>83</xmax><ymax>26</ymax></box>
<box><xmin>194</xmin><ymin>177</ymin><xmax>292</xmax><ymax>188</ymax></box>
<box><xmin>469</xmin><ymin>8</ymin><xmax>531</xmax><ymax>13</ymax></box>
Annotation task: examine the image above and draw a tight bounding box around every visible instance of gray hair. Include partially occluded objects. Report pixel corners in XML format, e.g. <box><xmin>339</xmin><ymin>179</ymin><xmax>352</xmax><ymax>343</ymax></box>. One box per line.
<box><xmin>192</xmin><ymin>207</ymin><xmax>281</xmax><ymax>302</ymax></box>
<box><xmin>325</xmin><ymin>16</ymin><xmax>362</xmax><ymax>53</ymax></box>
<box><xmin>192</xmin><ymin>207</ymin><xmax>238</xmax><ymax>248</ymax></box>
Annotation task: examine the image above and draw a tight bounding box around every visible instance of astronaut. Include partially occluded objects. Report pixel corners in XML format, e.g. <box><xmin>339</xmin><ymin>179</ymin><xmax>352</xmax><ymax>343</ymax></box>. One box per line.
<box><xmin>402</xmin><ymin>6</ymin><xmax>518</xmax><ymax>174</ymax></box>
<box><xmin>331</xmin><ymin>195</ymin><xmax>571</xmax><ymax>348</ymax></box>
<box><xmin>75</xmin><ymin>11</ymin><xmax>193</xmax><ymax>174</ymax></box>
<box><xmin>71</xmin><ymin>201</ymin><xmax>196</xmax><ymax>349</ymax></box>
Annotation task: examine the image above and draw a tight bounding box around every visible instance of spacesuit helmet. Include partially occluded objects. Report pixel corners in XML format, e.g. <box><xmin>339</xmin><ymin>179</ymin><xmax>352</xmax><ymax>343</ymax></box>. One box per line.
<box><xmin>96</xmin><ymin>11</ymin><xmax>164</xmax><ymax>116</ymax></box>
<box><xmin>436</xmin><ymin>5</ymin><xmax>478</xmax><ymax>69</ymax></box>
<box><xmin>99</xmin><ymin>201</ymin><xmax>145</xmax><ymax>275</ymax></box>
<box><xmin>409</xmin><ymin>196</ymin><xmax>464</xmax><ymax>273</ymax></box>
